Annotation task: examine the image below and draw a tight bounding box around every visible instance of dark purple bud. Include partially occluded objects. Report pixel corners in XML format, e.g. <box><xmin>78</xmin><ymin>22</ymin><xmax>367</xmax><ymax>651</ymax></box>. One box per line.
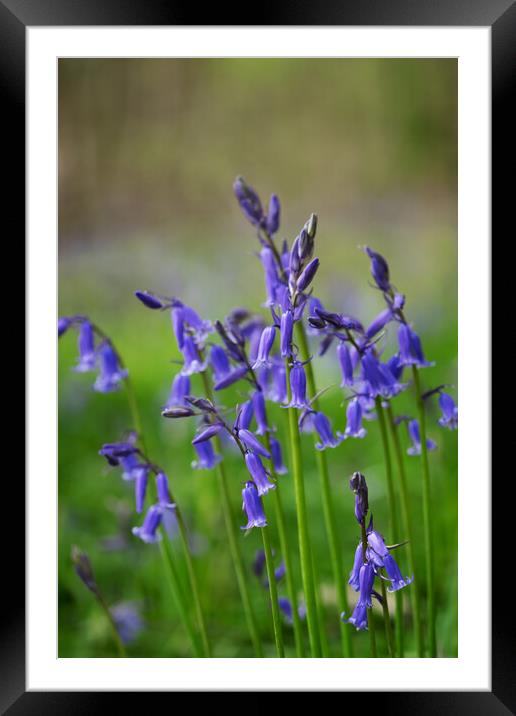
<box><xmin>296</xmin><ymin>257</ymin><xmax>319</xmax><ymax>292</ymax></box>
<box><xmin>192</xmin><ymin>423</ymin><xmax>223</xmax><ymax>445</ymax></box>
<box><xmin>315</xmin><ymin>307</ymin><xmax>343</xmax><ymax>328</ymax></box>
<box><xmin>134</xmin><ymin>290</ymin><xmax>164</xmax><ymax>309</ymax></box>
<box><xmin>161</xmin><ymin>406</ymin><xmax>196</xmax><ymax>418</ymax></box>
<box><xmin>349</xmin><ymin>471</ymin><xmax>368</xmax><ymax>523</ymax></box>
<box><xmin>72</xmin><ymin>546</ymin><xmax>97</xmax><ymax>594</ymax></box>
<box><xmin>365</xmin><ymin>246</ymin><xmax>391</xmax><ymax>293</ymax></box>
<box><xmin>241</xmin><ymin>481</ymin><xmax>268</xmax><ymax>530</ymax></box>
<box><xmin>132</xmin><ymin>505</ymin><xmax>163</xmax><ymax>544</ymax></box>
<box><xmin>265</xmin><ymin>194</ymin><xmax>281</xmax><ymax>235</ymax></box>
<box><xmin>244</xmin><ymin>453</ymin><xmax>275</xmax><ymax>496</ymax></box>
<box><xmin>233</xmin><ymin>176</ymin><xmax>264</xmax><ymax>226</ymax></box>
<box><xmin>308</xmin><ymin>316</ymin><xmax>326</xmax><ymax>330</ymax></box>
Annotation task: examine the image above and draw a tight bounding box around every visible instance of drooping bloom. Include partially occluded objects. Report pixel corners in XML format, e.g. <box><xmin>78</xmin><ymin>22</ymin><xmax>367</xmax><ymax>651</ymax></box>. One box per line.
<box><xmin>397</xmin><ymin>323</ymin><xmax>434</xmax><ymax>368</ymax></box>
<box><xmin>360</xmin><ymin>349</ymin><xmax>403</xmax><ymax>399</ymax></box>
<box><xmin>349</xmin><ymin>471</ymin><xmax>369</xmax><ymax>524</ymax></box>
<box><xmin>156</xmin><ymin>471</ymin><xmax>176</xmax><ymax>511</ymax></box>
<box><xmin>342</xmin><ymin>398</ymin><xmax>367</xmax><ymax>440</ymax></box>
<box><xmin>132</xmin><ymin>505</ymin><xmax>163</xmax><ymax>544</ymax></box>
<box><xmin>171</xmin><ymin>305</ymin><xmax>185</xmax><ymax>350</ymax></box>
<box><xmin>74</xmin><ymin>320</ymin><xmax>97</xmax><ymax>373</ymax></box>
<box><xmin>365</xmin><ymin>246</ymin><xmax>391</xmax><ymax>293</ymax></box>
<box><xmin>235</xmin><ymin>400</ymin><xmax>254</xmax><ymax>431</ymax></box>
<box><xmin>209</xmin><ymin>345</ymin><xmax>231</xmax><ymax>381</ymax></box>
<box><xmin>94</xmin><ymin>342</ymin><xmax>128</xmax><ymax>393</ymax></box>
<box><xmin>110</xmin><ymin>602</ymin><xmax>145</xmax><ymax>644</ymax></box>
<box><xmin>312</xmin><ymin>411</ymin><xmax>342</xmax><ymax>450</ymax></box>
<box><xmin>284</xmin><ymin>361</ymin><xmax>309</xmax><ymax>409</ymax></box>
<box><xmin>367</xmin><ymin>530</ymin><xmax>413</xmax><ymax>592</ymax></box>
<box><xmin>280</xmin><ymin>310</ymin><xmax>294</xmax><ymax>358</ymax></box>
<box><xmin>241</xmin><ymin>481</ymin><xmax>268</xmax><ymax>530</ymax></box>
<box><xmin>270</xmin><ymin>436</ymin><xmax>287</xmax><ymax>475</ymax></box>
<box><xmin>191</xmin><ymin>440</ymin><xmax>222</xmax><ymax>470</ymax></box>
<box><xmin>438</xmin><ymin>392</ymin><xmax>458</xmax><ymax>430</ymax></box>
<box><xmin>366</xmin><ymin>307</ymin><xmax>393</xmax><ymax>339</ymax></box>
<box><xmin>165</xmin><ymin>373</ymin><xmax>191</xmax><ymax>408</ymax></box>
<box><xmin>259</xmin><ymin>246</ymin><xmax>281</xmax><ymax>307</ymax></box>
<box><xmin>337</xmin><ymin>342</ymin><xmax>354</xmax><ymax>387</ymax></box>
<box><xmin>180</xmin><ymin>336</ymin><xmax>207</xmax><ymax>376</ymax></box>
<box><xmin>244</xmin><ymin>451</ymin><xmax>275</xmax><ymax>496</ymax></box>
<box><xmin>251</xmin><ymin>390</ymin><xmax>270</xmax><ymax>435</ymax></box>
<box><xmin>343</xmin><ymin>562</ymin><xmax>375</xmax><ymax>631</ymax></box>
<box><xmin>252</xmin><ymin>326</ymin><xmax>276</xmax><ymax>369</ymax></box>
<box><xmin>348</xmin><ymin>542</ymin><xmax>363</xmax><ymax>591</ymax></box>
<box><xmin>134</xmin><ymin>465</ymin><xmax>150</xmax><ymax>514</ymax></box>
<box><xmin>237</xmin><ymin>429</ymin><xmax>271</xmax><ymax>459</ymax></box>
<box><xmin>407</xmin><ymin>419</ymin><xmax>437</xmax><ymax>456</ymax></box>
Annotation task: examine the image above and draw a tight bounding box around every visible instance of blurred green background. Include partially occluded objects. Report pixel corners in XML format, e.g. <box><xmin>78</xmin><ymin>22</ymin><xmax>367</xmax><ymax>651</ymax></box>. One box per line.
<box><xmin>58</xmin><ymin>58</ymin><xmax>457</xmax><ymax>658</ymax></box>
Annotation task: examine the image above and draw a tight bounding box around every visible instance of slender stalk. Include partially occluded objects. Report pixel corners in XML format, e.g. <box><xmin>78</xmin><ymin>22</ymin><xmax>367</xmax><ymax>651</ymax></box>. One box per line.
<box><xmin>380</xmin><ymin>576</ymin><xmax>395</xmax><ymax>658</ymax></box>
<box><xmin>264</xmin><ymin>433</ymin><xmax>305</xmax><ymax>657</ymax></box>
<box><xmin>296</xmin><ymin>322</ymin><xmax>352</xmax><ymax>657</ymax></box>
<box><xmin>95</xmin><ymin>591</ymin><xmax>127</xmax><ymax>657</ymax></box>
<box><xmin>411</xmin><ymin>366</ymin><xmax>437</xmax><ymax>657</ymax></box>
<box><xmin>312</xmin><ymin>553</ymin><xmax>330</xmax><ymax>657</ymax></box>
<box><xmin>201</xmin><ymin>370</ymin><xmax>264</xmax><ymax>657</ymax></box>
<box><xmin>261</xmin><ymin>525</ymin><xmax>285</xmax><ymax>657</ymax></box>
<box><xmin>159</xmin><ymin>533</ymin><xmax>203</xmax><ymax>656</ymax></box>
<box><xmin>386</xmin><ymin>403</ymin><xmax>424</xmax><ymax>657</ymax></box>
<box><xmin>375</xmin><ymin>397</ymin><xmax>403</xmax><ymax>657</ymax></box>
<box><xmin>285</xmin><ymin>359</ymin><xmax>321</xmax><ymax>657</ymax></box>
<box><xmin>123</xmin><ymin>375</ymin><xmax>211</xmax><ymax>657</ymax></box>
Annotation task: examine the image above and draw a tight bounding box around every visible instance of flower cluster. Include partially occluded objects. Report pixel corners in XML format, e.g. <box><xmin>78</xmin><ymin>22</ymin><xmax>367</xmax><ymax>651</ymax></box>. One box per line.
<box><xmin>343</xmin><ymin>473</ymin><xmax>413</xmax><ymax>631</ymax></box>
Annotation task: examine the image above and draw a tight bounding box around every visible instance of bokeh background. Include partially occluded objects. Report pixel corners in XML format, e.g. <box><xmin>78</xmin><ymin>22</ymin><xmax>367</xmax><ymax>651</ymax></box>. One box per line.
<box><xmin>58</xmin><ymin>58</ymin><xmax>457</xmax><ymax>658</ymax></box>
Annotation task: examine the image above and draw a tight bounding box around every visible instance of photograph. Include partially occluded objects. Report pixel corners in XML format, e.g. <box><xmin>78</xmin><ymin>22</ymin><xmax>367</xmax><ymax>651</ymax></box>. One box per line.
<box><xmin>57</xmin><ymin>57</ymin><xmax>458</xmax><ymax>659</ymax></box>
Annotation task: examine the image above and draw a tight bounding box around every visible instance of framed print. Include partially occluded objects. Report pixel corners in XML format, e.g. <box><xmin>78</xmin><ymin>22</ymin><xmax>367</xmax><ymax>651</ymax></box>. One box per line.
<box><xmin>4</xmin><ymin>0</ymin><xmax>512</xmax><ymax>709</ymax></box>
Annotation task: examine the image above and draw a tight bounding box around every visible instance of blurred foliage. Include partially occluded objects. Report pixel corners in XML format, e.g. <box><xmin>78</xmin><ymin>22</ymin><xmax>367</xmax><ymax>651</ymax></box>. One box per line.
<box><xmin>58</xmin><ymin>58</ymin><xmax>457</xmax><ymax>658</ymax></box>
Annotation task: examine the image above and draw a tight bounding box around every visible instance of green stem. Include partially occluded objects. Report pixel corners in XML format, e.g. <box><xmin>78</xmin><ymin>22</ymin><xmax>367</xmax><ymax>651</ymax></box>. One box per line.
<box><xmin>380</xmin><ymin>575</ymin><xmax>395</xmax><ymax>657</ymax></box>
<box><xmin>159</xmin><ymin>533</ymin><xmax>203</xmax><ymax>656</ymax></box>
<box><xmin>95</xmin><ymin>591</ymin><xmax>127</xmax><ymax>657</ymax></box>
<box><xmin>386</xmin><ymin>403</ymin><xmax>424</xmax><ymax>657</ymax></box>
<box><xmin>285</xmin><ymin>359</ymin><xmax>321</xmax><ymax>657</ymax></box>
<box><xmin>411</xmin><ymin>366</ymin><xmax>437</xmax><ymax>657</ymax></box>
<box><xmin>312</xmin><ymin>553</ymin><xmax>330</xmax><ymax>657</ymax></box>
<box><xmin>265</xmin><ymin>433</ymin><xmax>305</xmax><ymax>657</ymax></box>
<box><xmin>201</xmin><ymin>371</ymin><xmax>264</xmax><ymax>657</ymax></box>
<box><xmin>296</xmin><ymin>323</ymin><xmax>352</xmax><ymax>657</ymax></box>
<box><xmin>375</xmin><ymin>397</ymin><xmax>403</xmax><ymax>657</ymax></box>
<box><xmin>262</xmin><ymin>525</ymin><xmax>285</xmax><ymax>657</ymax></box>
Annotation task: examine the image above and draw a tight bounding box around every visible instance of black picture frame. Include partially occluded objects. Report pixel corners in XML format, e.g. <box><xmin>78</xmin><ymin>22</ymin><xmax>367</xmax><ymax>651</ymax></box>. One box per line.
<box><xmin>5</xmin><ymin>0</ymin><xmax>510</xmax><ymax>710</ymax></box>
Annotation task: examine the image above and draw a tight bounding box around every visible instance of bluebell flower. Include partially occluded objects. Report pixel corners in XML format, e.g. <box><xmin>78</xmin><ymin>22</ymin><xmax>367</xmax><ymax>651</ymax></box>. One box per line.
<box><xmin>284</xmin><ymin>361</ymin><xmax>309</xmax><ymax>409</ymax></box>
<box><xmin>407</xmin><ymin>419</ymin><xmax>437</xmax><ymax>456</ymax></box>
<box><xmin>252</xmin><ymin>326</ymin><xmax>276</xmax><ymax>369</ymax></box>
<box><xmin>191</xmin><ymin>440</ymin><xmax>222</xmax><ymax>470</ymax></box>
<box><xmin>94</xmin><ymin>342</ymin><xmax>128</xmax><ymax>392</ymax></box>
<box><xmin>337</xmin><ymin>342</ymin><xmax>354</xmax><ymax>387</ymax></box>
<box><xmin>180</xmin><ymin>336</ymin><xmax>207</xmax><ymax>376</ymax></box>
<box><xmin>367</xmin><ymin>530</ymin><xmax>413</xmax><ymax>592</ymax></box>
<box><xmin>312</xmin><ymin>411</ymin><xmax>342</xmax><ymax>450</ymax></box>
<box><xmin>132</xmin><ymin>505</ymin><xmax>163</xmax><ymax>544</ymax></box>
<box><xmin>156</xmin><ymin>471</ymin><xmax>176</xmax><ymax>511</ymax></box>
<box><xmin>237</xmin><ymin>429</ymin><xmax>271</xmax><ymax>459</ymax></box>
<box><xmin>438</xmin><ymin>392</ymin><xmax>458</xmax><ymax>430</ymax></box>
<box><xmin>234</xmin><ymin>400</ymin><xmax>254</xmax><ymax>432</ymax></box>
<box><xmin>181</xmin><ymin>304</ymin><xmax>212</xmax><ymax>343</ymax></box>
<box><xmin>386</xmin><ymin>353</ymin><xmax>404</xmax><ymax>382</ymax></box>
<box><xmin>110</xmin><ymin>602</ymin><xmax>145</xmax><ymax>644</ymax></box>
<box><xmin>134</xmin><ymin>464</ymin><xmax>150</xmax><ymax>513</ymax></box>
<box><xmin>58</xmin><ymin>316</ymin><xmax>73</xmax><ymax>337</ymax></box>
<box><xmin>251</xmin><ymin>390</ymin><xmax>270</xmax><ymax>435</ymax></box>
<box><xmin>166</xmin><ymin>373</ymin><xmax>191</xmax><ymax>409</ymax></box>
<box><xmin>280</xmin><ymin>310</ymin><xmax>294</xmax><ymax>358</ymax></box>
<box><xmin>134</xmin><ymin>290</ymin><xmax>164</xmax><ymax>309</ymax></box>
<box><xmin>268</xmin><ymin>360</ymin><xmax>288</xmax><ymax>404</ymax></box>
<box><xmin>348</xmin><ymin>542</ymin><xmax>363</xmax><ymax>591</ymax></box>
<box><xmin>365</xmin><ymin>247</ymin><xmax>391</xmax><ymax>293</ymax></box>
<box><xmin>296</xmin><ymin>257</ymin><xmax>319</xmax><ymax>293</ymax></box>
<box><xmin>265</xmin><ymin>194</ymin><xmax>281</xmax><ymax>235</ymax></box>
<box><xmin>119</xmin><ymin>452</ymin><xmax>145</xmax><ymax>481</ymax></box>
<box><xmin>349</xmin><ymin>471</ymin><xmax>369</xmax><ymax>524</ymax></box>
<box><xmin>342</xmin><ymin>398</ymin><xmax>367</xmax><ymax>440</ymax></box>
<box><xmin>259</xmin><ymin>246</ymin><xmax>281</xmax><ymax>307</ymax></box>
<box><xmin>366</xmin><ymin>307</ymin><xmax>393</xmax><ymax>339</ymax></box>
<box><xmin>360</xmin><ymin>349</ymin><xmax>403</xmax><ymax>399</ymax></box>
<box><xmin>244</xmin><ymin>452</ymin><xmax>275</xmax><ymax>496</ymax></box>
<box><xmin>209</xmin><ymin>345</ymin><xmax>231</xmax><ymax>381</ymax></box>
<box><xmin>74</xmin><ymin>320</ymin><xmax>97</xmax><ymax>373</ymax></box>
<box><xmin>192</xmin><ymin>423</ymin><xmax>224</xmax><ymax>445</ymax></box>
<box><xmin>270</xmin><ymin>436</ymin><xmax>287</xmax><ymax>475</ymax></box>
<box><xmin>171</xmin><ymin>305</ymin><xmax>185</xmax><ymax>350</ymax></box>
<box><xmin>397</xmin><ymin>323</ymin><xmax>433</xmax><ymax>368</ymax></box>
<box><xmin>241</xmin><ymin>481</ymin><xmax>268</xmax><ymax>530</ymax></box>
<box><xmin>343</xmin><ymin>562</ymin><xmax>375</xmax><ymax>631</ymax></box>
<box><xmin>214</xmin><ymin>365</ymin><xmax>249</xmax><ymax>391</ymax></box>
